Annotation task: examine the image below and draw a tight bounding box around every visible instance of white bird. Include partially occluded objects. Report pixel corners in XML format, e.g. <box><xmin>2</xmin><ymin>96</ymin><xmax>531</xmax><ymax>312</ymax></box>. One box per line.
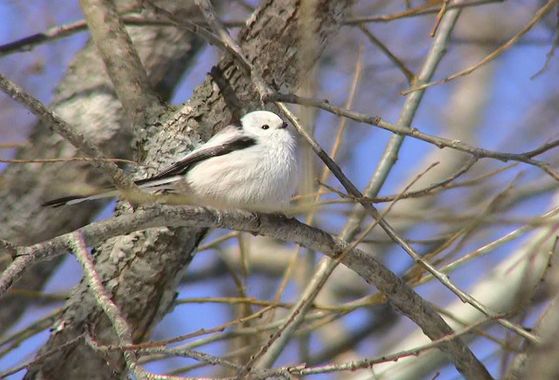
<box><xmin>44</xmin><ymin>111</ymin><xmax>299</xmax><ymax>211</ymax></box>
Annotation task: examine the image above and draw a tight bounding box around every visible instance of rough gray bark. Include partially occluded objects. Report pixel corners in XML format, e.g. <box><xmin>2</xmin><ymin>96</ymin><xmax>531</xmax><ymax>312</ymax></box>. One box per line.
<box><xmin>0</xmin><ymin>0</ymin><xmax>204</xmax><ymax>334</ymax></box>
<box><xmin>24</xmin><ymin>1</ymin><xmax>351</xmax><ymax>379</ymax></box>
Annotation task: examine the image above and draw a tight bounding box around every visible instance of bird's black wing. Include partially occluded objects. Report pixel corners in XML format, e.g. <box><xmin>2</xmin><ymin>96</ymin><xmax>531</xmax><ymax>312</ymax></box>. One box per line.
<box><xmin>42</xmin><ymin>132</ymin><xmax>256</xmax><ymax>207</ymax></box>
<box><xmin>42</xmin><ymin>195</ymin><xmax>93</xmax><ymax>208</ymax></box>
<box><xmin>135</xmin><ymin>135</ymin><xmax>256</xmax><ymax>186</ymax></box>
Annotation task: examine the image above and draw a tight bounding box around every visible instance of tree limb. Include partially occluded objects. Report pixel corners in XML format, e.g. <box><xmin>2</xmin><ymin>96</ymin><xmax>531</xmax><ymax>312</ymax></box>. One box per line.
<box><xmin>0</xmin><ymin>0</ymin><xmax>205</xmax><ymax>335</ymax></box>
<box><xmin>0</xmin><ymin>204</ymin><xmax>498</xmax><ymax>380</ymax></box>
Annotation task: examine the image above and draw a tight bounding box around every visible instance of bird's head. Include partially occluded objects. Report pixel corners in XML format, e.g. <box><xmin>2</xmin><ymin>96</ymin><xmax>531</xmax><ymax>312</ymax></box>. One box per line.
<box><xmin>240</xmin><ymin>110</ymin><xmax>290</xmax><ymax>139</ymax></box>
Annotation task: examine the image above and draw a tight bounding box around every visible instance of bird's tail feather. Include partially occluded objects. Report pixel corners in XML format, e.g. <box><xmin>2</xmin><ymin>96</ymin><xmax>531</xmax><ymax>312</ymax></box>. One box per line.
<box><xmin>42</xmin><ymin>175</ymin><xmax>182</xmax><ymax>207</ymax></box>
<box><xmin>42</xmin><ymin>190</ymin><xmax>120</xmax><ymax>207</ymax></box>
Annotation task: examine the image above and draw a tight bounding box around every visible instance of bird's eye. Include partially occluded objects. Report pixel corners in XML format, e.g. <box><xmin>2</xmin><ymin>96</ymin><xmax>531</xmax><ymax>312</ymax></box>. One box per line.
<box><xmin>261</xmin><ymin>124</ymin><xmax>270</xmax><ymax>130</ymax></box>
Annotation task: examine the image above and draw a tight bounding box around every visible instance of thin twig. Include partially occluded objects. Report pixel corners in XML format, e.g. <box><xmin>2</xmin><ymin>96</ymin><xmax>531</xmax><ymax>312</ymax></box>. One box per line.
<box><xmin>358</xmin><ymin>25</ymin><xmax>415</xmax><ymax>83</ymax></box>
<box><xmin>530</xmin><ymin>15</ymin><xmax>559</xmax><ymax>79</ymax></box>
<box><xmin>369</xmin><ymin>157</ymin><xmax>478</xmax><ymax>202</ymax></box>
<box><xmin>430</xmin><ymin>0</ymin><xmax>451</xmax><ymax>37</ymax></box>
<box><xmin>70</xmin><ymin>232</ymin><xmax>147</xmax><ymax>379</ymax></box>
<box><xmin>116</xmin><ymin>305</ymin><xmax>277</xmax><ymax>352</ymax></box>
<box><xmin>417</xmin><ymin>205</ymin><xmax>559</xmax><ymax>286</ymax></box>
<box><xmin>79</xmin><ymin>0</ymin><xmax>161</xmax><ymax>126</ymax></box>
<box><xmin>196</xmin><ymin>231</ymin><xmax>240</xmax><ymax>252</ymax></box>
<box><xmin>190</xmin><ymin>2</ymin><xmax>493</xmax><ymax>378</ymax></box>
<box><xmin>0</xmin><ymin>142</ymin><xmax>27</xmax><ymax>149</ymax></box>
<box><xmin>194</xmin><ymin>0</ymin><xmax>271</xmax><ymax>100</ymax></box>
<box><xmin>144</xmin><ymin>1</ymin><xmax>254</xmax><ymax>80</ymax></box>
<box><xmin>0</xmin><ymin>204</ymin><xmax>496</xmax><ymax>380</ymax></box>
<box><xmin>272</xmin><ymin>93</ymin><xmax>559</xmax><ymax>181</ymax></box>
<box><xmin>402</xmin><ymin>0</ymin><xmax>559</xmax><ymax>94</ymax></box>
<box><xmin>344</xmin><ymin>0</ymin><xmax>504</xmax><ymax>24</ymax></box>
<box><xmin>0</xmin><ymin>310</ymin><xmax>61</xmax><ymax>359</ymax></box>
<box><xmin>0</xmin><ymin>15</ymin><xmax>242</xmax><ymax>57</ymax></box>
<box><xmin>0</xmin><ymin>1</ymin><xmax>503</xmax><ymax>57</ymax></box>
<box><xmin>0</xmin><ymin>73</ymin><xmax>141</xmax><ymax>195</ymax></box>
<box><xmin>0</xmin><ymin>334</ymin><xmax>84</xmax><ymax>378</ymax></box>
<box><xmin>281</xmin><ymin>318</ymin><xmax>496</xmax><ymax>377</ymax></box>
<box><xmin>93</xmin><ymin>342</ymin><xmax>244</xmax><ymax>373</ymax></box>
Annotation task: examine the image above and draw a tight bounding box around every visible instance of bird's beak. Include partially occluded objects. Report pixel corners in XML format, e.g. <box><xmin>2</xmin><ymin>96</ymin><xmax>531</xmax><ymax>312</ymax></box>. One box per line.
<box><xmin>280</xmin><ymin>122</ymin><xmax>288</xmax><ymax>129</ymax></box>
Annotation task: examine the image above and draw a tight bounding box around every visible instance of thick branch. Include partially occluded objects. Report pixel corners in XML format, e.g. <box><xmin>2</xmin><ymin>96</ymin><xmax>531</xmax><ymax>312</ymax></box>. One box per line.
<box><xmin>69</xmin><ymin>233</ymin><xmax>145</xmax><ymax>378</ymax></box>
<box><xmin>23</xmin><ymin>1</ymin><xmax>352</xmax><ymax>378</ymax></box>
<box><xmin>79</xmin><ymin>0</ymin><xmax>162</xmax><ymax>126</ymax></box>
<box><xmin>0</xmin><ymin>0</ymin><xmax>205</xmax><ymax>342</ymax></box>
<box><xmin>3</xmin><ymin>205</ymin><xmax>492</xmax><ymax>379</ymax></box>
<box><xmin>253</xmin><ymin>4</ymin><xmax>490</xmax><ymax>380</ymax></box>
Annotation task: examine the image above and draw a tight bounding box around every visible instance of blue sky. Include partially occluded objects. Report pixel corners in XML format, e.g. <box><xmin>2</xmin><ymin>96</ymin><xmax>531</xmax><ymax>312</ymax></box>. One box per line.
<box><xmin>1</xmin><ymin>1</ymin><xmax>558</xmax><ymax>379</ymax></box>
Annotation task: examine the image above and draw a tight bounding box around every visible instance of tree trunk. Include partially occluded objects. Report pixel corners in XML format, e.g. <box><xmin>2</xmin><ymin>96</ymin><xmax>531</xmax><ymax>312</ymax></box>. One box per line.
<box><xmin>0</xmin><ymin>0</ymin><xmax>204</xmax><ymax>335</ymax></box>
<box><xmin>24</xmin><ymin>1</ymin><xmax>350</xmax><ymax>378</ymax></box>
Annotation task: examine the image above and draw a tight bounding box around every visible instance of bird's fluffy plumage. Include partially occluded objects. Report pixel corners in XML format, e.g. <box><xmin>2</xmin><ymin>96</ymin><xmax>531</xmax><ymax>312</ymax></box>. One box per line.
<box><xmin>43</xmin><ymin>111</ymin><xmax>299</xmax><ymax>211</ymax></box>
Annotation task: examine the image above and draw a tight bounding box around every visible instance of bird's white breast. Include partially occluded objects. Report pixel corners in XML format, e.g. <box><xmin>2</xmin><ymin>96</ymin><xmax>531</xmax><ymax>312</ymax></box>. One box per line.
<box><xmin>185</xmin><ymin>131</ymin><xmax>297</xmax><ymax>211</ymax></box>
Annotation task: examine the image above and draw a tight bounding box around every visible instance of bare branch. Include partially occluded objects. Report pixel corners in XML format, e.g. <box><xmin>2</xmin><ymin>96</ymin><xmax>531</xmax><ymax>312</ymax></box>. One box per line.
<box><xmin>254</xmin><ymin>5</ymin><xmax>492</xmax><ymax>380</ymax></box>
<box><xmin>79</xmin><ymin>0</ymin><xmax>162</xmax><ymax>126</ymax></box>
<box><xmin>272</xmin><ymin>93</ymin><xmax>559</xmax><ymax>180</ymax></box>
<box><xmin>358</xmin><ymin>25</ymin><xmax>415</xmax><ymax>83</ymax></box>
<box><xmin>0</xmin><ymin>204</ymin><xmax>492</xmax><ymax>380</ymax></box>
<box><xmin>403</xmin><ymin>0</ymin><xmax>559</xmax><ymax>94</ymax></box>
<box><xmin>0</xmin><ymin>73</ymin><xmax>140</xmax><ymax>194</ymax></box>
<box><xmin>345</xmin><ymin>0</ymin><xmax>505</xmax><ymax>24</ymax></box>
<box><xmin>0</xmin><ymin>1</ymin><xmax>503</xmax><ymax>57</ymax></box>
<box><xmin>69</xmin><ymin>232</ymin><xmax>147</xmax><ymax>379</ymax></box>
<box><xmin>282</xmin><ymin>318</ymin><xmax>494</xmax><ymax>377</ymax></box>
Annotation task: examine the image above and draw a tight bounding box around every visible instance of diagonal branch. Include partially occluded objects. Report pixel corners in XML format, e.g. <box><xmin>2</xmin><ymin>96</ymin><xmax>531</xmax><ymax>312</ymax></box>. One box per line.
<box><xmin>79</xmin><ymin>0</ymin><xmax>162</xmax><ymax>127</ymax></box>
<box><xmin>2</xmin><ymin>205</ymin><xmax>491</xmax><ymax>379</ymax></box>
<box><xmin>272</xmin><ymin>92</ymin><xmax>559</xmax><ymax>181</ymax></box>
<box><xmin>69</xmin><ymin>232</ymin><xmax>147</xmax><ymax>379</ymax></box>
<box><xmin>192</xmin><ymin>1</ymin><xmax>496</xmax><ymax>378</ymax></box>
<box><xmin>0</xmin><ymin>2</ymin><xmax>206</xmax><ymax>336</ymax></box>
<box><xmin>0</xmin><ymin>1</ymin><xmax>502</xmax><ymax>57</ymax></box>
<box><xmin>23</xmin><ymin>2</ymin><xmax>354</xmax><ymax>378</ymax></box>
<box><xmin>0</xmin><ymin>73</ymin><xmax>139</xmax><ymax>193</ymax></box>
<box><xmin>402</xmin><ymin>0</ymin><xmax>559</xmax><ymax>94</ymax></box>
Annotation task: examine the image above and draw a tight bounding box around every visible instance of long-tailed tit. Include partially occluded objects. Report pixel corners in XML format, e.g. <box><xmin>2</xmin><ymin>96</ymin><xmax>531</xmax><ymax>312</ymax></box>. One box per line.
<box><xmin>44</xmin><ymin>111</ymin><xmax>299</xmax><ymax>211</ymax></box>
